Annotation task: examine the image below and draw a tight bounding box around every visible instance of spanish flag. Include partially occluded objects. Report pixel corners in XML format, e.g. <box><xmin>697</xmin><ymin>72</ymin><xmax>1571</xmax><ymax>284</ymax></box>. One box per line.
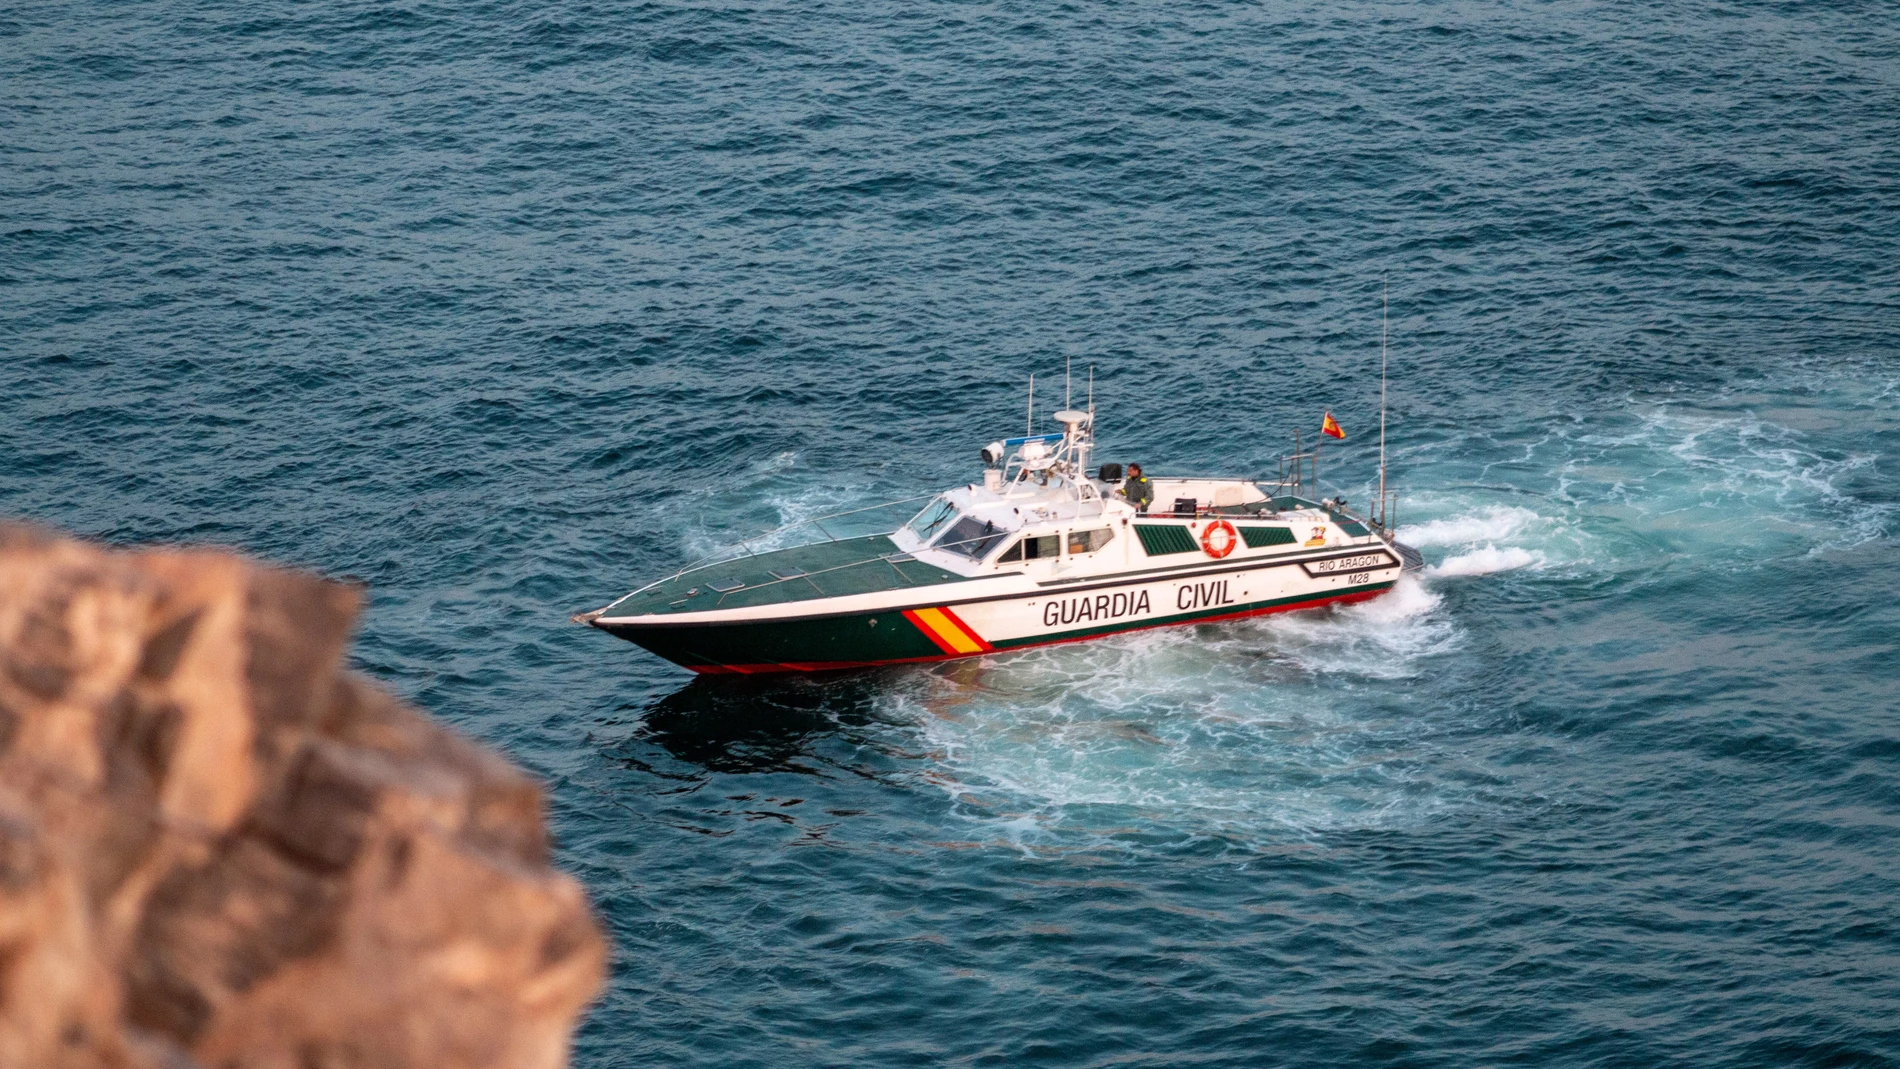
<box><xmin>1321</xmin><ymin>411</ymin><xmax>1346</xmax><ymax>439</ymax></box>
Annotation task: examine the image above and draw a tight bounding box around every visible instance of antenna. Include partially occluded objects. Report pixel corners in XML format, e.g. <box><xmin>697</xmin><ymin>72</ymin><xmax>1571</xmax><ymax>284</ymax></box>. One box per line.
<box><xmin>1065</xmin><ymin>354</ymin><xmax>1072</xmax><ymax>411</ymax></box>
<box><xmin>1378</xmin><ymin>276</ymin><xmax>1389</xmax><ymax>528</ymax></box>
<box><xmin>1027</xmin><ymin>374</ymin><xmax>1034</xmax><ymax>438</ymax></box>
<box><xmin>1087</xmin><ymin>364</ymin><xmax>1094</xmax><ymax>414</ymax></box>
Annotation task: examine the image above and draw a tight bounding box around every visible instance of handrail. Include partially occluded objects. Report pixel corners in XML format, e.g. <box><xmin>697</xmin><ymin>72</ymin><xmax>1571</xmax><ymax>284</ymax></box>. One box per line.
<box><xmin>1142</xmin><ymin>474</ymin><xmax>1266</xmax><ymax>483</ymax></box>
<box><xmin>701</xmin><ymin>525</ymin><xmax>1009</xmax><ymax>608</ymax></box>
<box><xmin>599</xmin><ymin>521</ymin><xmax>1014</xmax><ymax>615</ymax></box>
<box><xmin>711</xmin><ymin>547</ymin><xmax>919</xmax><ymax>608</ymax></box>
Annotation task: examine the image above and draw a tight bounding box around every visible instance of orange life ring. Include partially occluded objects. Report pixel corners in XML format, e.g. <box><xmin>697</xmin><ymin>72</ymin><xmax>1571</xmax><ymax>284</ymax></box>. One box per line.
<box><xmin>1200</xmin><ymin>519</ymin><xmax>1238</xmax><ymax>559</ymax></box>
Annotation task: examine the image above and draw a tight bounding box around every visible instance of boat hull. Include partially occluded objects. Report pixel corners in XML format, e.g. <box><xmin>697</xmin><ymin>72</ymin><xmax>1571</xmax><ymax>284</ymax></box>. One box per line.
<box><xmin>595</xmin><ymin>548</ymin><xmax>1403</xmax><ymax>674</ymax></box>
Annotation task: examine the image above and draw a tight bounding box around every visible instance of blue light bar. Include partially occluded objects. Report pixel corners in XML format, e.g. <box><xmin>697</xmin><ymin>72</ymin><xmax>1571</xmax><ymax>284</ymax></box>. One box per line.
<box><xmin>1002</xmin><ymin>432</ymin><xmax>1065</xmax><ymax>448</ymax></box>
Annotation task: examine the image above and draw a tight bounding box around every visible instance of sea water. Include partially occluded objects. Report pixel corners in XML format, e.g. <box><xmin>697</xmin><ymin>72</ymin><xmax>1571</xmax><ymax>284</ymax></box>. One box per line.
<box><xmin>4</xmin><ymin>0</ymin><xmax>1898</xmax><ymax>1064</ymax></box>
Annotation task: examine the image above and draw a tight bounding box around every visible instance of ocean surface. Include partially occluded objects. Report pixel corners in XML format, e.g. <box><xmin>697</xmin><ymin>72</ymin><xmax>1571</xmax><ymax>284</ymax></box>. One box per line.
<box><xmin>6</xmin><ymin>0</ymin><xmax>1900</xmax><ymax>1064</ymax></box>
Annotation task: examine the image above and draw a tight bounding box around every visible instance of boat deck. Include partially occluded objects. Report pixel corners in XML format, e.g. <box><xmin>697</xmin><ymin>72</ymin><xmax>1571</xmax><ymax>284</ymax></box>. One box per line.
<box><xmin>602</xmin><ymin>535</ymin><xmax>975</xmax><ymax>618</ymax></box>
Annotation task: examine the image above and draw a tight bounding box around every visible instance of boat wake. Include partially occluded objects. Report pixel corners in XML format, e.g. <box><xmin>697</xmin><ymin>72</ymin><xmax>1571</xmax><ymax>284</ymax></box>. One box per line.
<box><xmin>634</xmin><ymin>384</ymin><xmax>1894</xmax><ymax>858</ymax></box>
<box><xmin>878</xmin><ymin>567</ymin><xmax>1482</xmax><ymax>851</ymax></box>
<box><xmin>1400</xmin><ymin>504</ymin><xmax>1546</xmax><ymax>549</ymax></box>
<box><xmin>881</xmin><ymin>392</ymin><xmax>1896</xmax><ymax>852</ymax></box>
<box><xmin>1429</xmin><ymin>545</ymin><xmax>1545</xmax><ymax>577</ymax></box>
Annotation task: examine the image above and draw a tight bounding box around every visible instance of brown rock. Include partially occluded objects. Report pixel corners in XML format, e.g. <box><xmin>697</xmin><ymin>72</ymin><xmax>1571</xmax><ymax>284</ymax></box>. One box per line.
<box><xmin>0</xmin><ymin>524</ymin><xmax>604</xmax><ymax>1069</ymax></box>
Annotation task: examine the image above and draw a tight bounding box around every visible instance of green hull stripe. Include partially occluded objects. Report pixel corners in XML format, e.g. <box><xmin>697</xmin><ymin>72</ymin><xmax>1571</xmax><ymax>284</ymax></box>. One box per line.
<box><xmin>604</xmin><ymin>606</ymin><xmax>945</xmax><ymax>668</ymax></box>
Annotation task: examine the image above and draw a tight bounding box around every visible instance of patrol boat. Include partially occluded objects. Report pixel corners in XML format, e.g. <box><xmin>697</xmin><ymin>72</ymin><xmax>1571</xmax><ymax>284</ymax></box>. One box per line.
<box><xmin>578</xmin><ymin>408</ymin><xmax>1424</xmax><ymax>674</ymax></box>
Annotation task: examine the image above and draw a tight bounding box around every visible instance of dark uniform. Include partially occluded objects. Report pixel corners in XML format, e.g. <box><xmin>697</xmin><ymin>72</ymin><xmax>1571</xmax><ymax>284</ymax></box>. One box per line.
<box><xmin>1122</xmin><ymin>471</ymin><xmax>1153</xmax><ymax>513</ymax></box>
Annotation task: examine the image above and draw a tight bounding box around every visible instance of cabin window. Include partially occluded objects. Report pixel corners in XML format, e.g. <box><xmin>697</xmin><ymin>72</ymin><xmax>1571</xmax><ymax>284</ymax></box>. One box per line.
<box><xmin>996</xmin><ymin>533</ymin><xmax>1060</xmax><ymax>564</ymax></box>
<box><xmin>905</xmin><ymin>498</ymin><xmax>958</xmax><ymax>543</ymax></box>
<box><xmin>938</xmin><ymin>516</ymin><xmax>1010</xmax><ymax>560</ymax></box>
<box><xmin>1067</xmin><ymin>528</ymin><xmax>1114</xmax><ymax>555</ymax></box>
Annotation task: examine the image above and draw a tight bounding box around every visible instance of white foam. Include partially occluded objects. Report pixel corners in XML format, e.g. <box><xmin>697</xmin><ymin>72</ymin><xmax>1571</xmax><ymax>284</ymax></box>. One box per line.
<box><xmin>1345</xmin><ymin>573</ymin><xmax>1441</xmax><ymax>622</ymax></box>
<box><xmin>1252</xmin><ymin>576</ymin><xmax>1457</xmax><ymax>678</ymax></box>
<box><xmin>882</xmin><ymin>569</ymin><xmax>1479</xmax><ymax>853</ymax></box>
<box><xmin>1429</xmin><ymin>545</ymin><xmax>1545</xmax><ymax>577</ymax></box>
<box><xmin>1399</xmin><ymin>505</ymin><xmax>1541</xmax><ymax>548</ymax></box>
<box><xmin>1558</xmin><ymin>404</ymin><xmax>1894</xmax><ymax>560</ymax></box>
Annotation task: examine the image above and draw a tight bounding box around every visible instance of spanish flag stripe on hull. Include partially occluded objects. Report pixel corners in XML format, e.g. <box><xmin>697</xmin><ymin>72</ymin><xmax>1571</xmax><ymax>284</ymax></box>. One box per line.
<box><xmin>935</xmin><ymin>605</ymin><xmax>994</xmax><ymax>651</ymax></box>
<box><xmin>902</xmin><ymin>606</ymin><xmax>993</xmax><ymax>655</ymax></box>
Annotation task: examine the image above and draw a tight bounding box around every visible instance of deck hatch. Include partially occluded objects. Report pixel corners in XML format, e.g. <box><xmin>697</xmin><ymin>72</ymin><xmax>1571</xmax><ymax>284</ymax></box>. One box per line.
<box><xmin>708</xmin><ymin>578</ymin><xmax>744</xmax><ymax>592</ymax></box>
<box><xmin>1239</xmin><ymin>526</ymin><xmax>1296</xmax><ymax>549</ymax></box>
<box><xmin>1134</xmin><ymin>524</ymin><xmax>1198</xmax><ymax>556</ymax></box>
<box><xmin>768</xmin><ymin>567</ymin><xmax>807</xmax><ymax>580</ymax></box>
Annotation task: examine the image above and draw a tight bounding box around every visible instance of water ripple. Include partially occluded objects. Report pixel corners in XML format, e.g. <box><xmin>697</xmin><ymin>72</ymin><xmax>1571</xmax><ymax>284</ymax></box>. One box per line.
<box><xmin>4</xmin><ymin>0</ymin><xmax>1899</xmax><ymax>1065</ymax></box>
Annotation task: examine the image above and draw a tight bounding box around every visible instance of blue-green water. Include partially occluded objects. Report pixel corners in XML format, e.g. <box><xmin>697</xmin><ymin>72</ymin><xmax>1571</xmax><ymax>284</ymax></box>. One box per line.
<box><xmin>5</xmin><ymin>1</ymin><xmax>1899</xmax><ymax>1064</ymax></box>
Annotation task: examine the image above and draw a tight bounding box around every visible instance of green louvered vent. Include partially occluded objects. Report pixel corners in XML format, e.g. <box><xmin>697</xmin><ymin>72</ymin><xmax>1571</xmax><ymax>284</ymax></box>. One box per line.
<box><xmin>1239</xmin><ymin>526</ymin><xmax>1296</xmax><ymax>549</ymax></box>
<box><xmin>1134</xmin><ymin>524</ymin><xmax>1198</xmax><ymax>556</ymax></box>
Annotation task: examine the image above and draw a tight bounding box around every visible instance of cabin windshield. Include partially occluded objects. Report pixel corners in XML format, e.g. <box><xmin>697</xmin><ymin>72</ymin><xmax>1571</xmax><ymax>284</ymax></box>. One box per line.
<box><xmin>937</xmin><ymin>516</ymin><xmax>1009</xmax><ymax>560</ymax></box>
<box><xmin>904</xmin><ymin>497</ymin><xmax>958</xmax><ymax>543</ymax></box>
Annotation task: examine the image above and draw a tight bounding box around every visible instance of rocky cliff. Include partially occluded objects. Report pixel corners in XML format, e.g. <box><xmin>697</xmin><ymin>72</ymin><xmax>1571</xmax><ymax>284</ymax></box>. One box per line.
<box><xmin>0</xmin><ymin>525</ymin><xmax>604</xmax><ymax>1069</ymax></box>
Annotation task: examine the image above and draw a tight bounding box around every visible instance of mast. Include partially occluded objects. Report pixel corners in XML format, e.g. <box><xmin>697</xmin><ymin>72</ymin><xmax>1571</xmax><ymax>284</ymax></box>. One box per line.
<box><xmin>1027</xmin><ymin>374</ymin><xmax>1034</xmax><ymax>438</ymax></box>
<box><xmin>1087</xmin><ymin>365</ymin><xmax>1096</xmax><ymax>485</ymax></box>
<box><xmin>1378</xmin><ymin>276</ymin><xmax>1389</xmax><ymax>528</ymax></box>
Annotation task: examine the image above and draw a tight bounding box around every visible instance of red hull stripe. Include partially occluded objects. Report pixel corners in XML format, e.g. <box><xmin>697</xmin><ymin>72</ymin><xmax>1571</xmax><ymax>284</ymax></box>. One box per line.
<box><xmin>689</xmin><ymin>586</ymin><xmax>1388</xmax><ymax>675</ymax></box>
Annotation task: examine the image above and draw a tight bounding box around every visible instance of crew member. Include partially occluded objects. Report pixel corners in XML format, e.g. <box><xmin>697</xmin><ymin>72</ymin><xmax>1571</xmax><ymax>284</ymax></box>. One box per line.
<box><xmin>1121</xmin><ymin>463</ymin><xmax>1153</xmax><ymax>514</ymax></box>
